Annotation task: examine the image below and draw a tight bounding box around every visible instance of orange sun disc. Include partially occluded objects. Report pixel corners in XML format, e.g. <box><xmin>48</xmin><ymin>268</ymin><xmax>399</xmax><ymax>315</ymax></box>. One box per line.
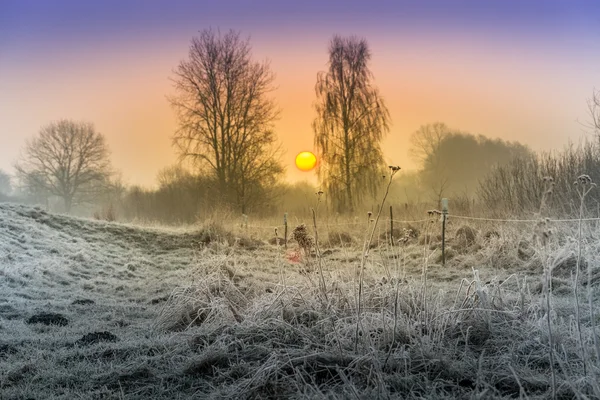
<box><xmin>295</xmin><ymin>151</ymin><xmax>317</xmax><ymax>171</ymax></box>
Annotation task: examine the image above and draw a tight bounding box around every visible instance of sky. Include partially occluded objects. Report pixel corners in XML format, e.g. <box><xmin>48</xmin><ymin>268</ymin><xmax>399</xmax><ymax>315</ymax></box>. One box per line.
<box><xmin>1</xmin><ymin>0</ymin><xmax>599</xmax><ymax>188</ymax></box>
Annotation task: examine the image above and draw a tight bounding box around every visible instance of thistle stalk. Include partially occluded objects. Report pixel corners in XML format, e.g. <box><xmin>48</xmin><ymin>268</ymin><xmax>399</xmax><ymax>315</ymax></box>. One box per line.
<box><xmin>355</xmin><ymin>165</ymin><xmax>400</xmax><ymax>351</ymax></box>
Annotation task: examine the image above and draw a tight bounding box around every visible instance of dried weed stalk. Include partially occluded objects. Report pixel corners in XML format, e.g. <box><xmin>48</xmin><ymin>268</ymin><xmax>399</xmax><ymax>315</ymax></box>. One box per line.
<box><xmin>574</xmin><ymin>174</ymin><xmax>599</xmax><ymax>374</ymax></box>
<box><xmin>355</xmin><ymin>165</ymin><xmax>400</xmax><ymax>351</ymax></box>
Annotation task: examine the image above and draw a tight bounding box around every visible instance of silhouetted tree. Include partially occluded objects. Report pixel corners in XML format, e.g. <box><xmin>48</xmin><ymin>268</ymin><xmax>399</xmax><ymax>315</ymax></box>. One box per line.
<box><xmin>170</xmin><ymin>29</ymin><xmax>283</xmax><ymax>214</ymax></box>
<box><xmin>408</xmin><ymin>122</ymin><xmax>453</xmax><ymax>204</ymax></box>
<box><xmin>420</xmin><ymin>132</ymin><xmax>531</xmax><ymax>203</ymax></box>
<box><xmin>313</xmin><ymin>35</ymin><xmax>390</xmax><ymax>213</ymax></box>
<box><xmin>15</xmin><ymin>120</ymin><xmax>111</xmax><ymax>212</ymax></box>
<box><xmin>408</xmin><ymin>122</ymin><xmax>452</xmax><ymax>168</ymax></box>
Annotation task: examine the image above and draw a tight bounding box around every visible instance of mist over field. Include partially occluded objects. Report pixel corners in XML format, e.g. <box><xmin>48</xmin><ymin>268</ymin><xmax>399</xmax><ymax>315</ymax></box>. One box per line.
<box><xmin>1</xmin><ymin>1</ymin><xmax>600</xmax><ymax>399</ymax></box>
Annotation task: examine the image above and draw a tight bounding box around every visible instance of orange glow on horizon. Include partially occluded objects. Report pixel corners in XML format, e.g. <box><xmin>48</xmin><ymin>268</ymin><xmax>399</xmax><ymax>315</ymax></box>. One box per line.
<box><xmin>0</xmin><ymin>25</ymin><xmax>597</xmax><ymax>188</ymax></box>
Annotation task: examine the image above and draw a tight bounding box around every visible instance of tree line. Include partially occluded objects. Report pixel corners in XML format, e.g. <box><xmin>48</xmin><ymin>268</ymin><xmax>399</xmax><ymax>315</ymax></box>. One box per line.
<box><xmin>4</xmin><ymin>28</ymin><xmax>599</xmax><ymax>221</ymax></box>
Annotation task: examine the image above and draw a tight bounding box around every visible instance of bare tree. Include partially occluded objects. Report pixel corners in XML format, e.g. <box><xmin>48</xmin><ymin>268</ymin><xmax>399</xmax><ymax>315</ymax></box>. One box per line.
<box><xmin>170</xmin><ymin>29</ymin><xmax>283</xmax><ymax>214</ymax></box>
<box><xmin>408</xmin><ymin>122</ymin><xmax>452</xmax><ymax>204</ymax></box>
<box><xmin>157</xmin><ymin>165</ymin><xmax>196</xmax><ymax>190</ymax></box>
<box><xmin>418</xmin><ymin>130</ymin><xmax>531</xmax><ymax>205</ymax></box>
<box><xmin>313</xmin><ymin>35</ymin><xmax>390</xmax><ymax>213</ymax></box>
<box><xmin>408</xmin><ymin>122</ymin><xmax>451</xmax><ymax>168</ymax></box>
<box><xmin>15</xmin><ymin>120</ymin><xmax>111</xmax><ymax>212</ymax></box>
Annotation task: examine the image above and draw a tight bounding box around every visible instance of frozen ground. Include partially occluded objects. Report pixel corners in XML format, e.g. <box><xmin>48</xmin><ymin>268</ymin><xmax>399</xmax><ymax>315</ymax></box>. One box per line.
<box><xmin>0</xmin><ymin>203</ymin><xmax>599</xmax><ymax>399</ymax></box>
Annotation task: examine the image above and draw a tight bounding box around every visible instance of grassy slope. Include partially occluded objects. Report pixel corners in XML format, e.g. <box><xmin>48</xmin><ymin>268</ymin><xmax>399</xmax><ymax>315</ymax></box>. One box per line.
<box><xmin>0</xmin><ymin>203</ymin><xmax>599</xmax><ymax>399</ymax></box>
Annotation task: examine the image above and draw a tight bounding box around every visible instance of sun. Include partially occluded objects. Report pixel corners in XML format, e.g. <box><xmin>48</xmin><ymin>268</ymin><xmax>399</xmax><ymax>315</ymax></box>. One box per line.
<box><xmin>295</xmin><ymin>151</ymin><xmax>317</xmax><ymax>171</ymax></box>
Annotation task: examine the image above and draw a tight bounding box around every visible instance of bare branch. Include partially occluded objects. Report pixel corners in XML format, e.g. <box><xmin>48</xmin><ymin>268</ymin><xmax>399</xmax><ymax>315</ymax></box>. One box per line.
<box><xmin>169</xmin><ymin>29</ymin><xmax>282</xmax><ymax>213</ymax></box>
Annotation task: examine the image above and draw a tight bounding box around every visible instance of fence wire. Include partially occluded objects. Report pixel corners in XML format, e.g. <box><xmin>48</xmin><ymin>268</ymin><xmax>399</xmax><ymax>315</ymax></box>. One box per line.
<box><xmin>233</xmin><ymin>211</ymin><xmax>600</xmax><ymax>237</ymax></box>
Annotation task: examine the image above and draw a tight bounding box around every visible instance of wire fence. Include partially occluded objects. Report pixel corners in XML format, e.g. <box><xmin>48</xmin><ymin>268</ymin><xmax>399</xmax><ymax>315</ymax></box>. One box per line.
<box><xmin>231</xmin><ymin>210</ymin><xmax>600</xmax><ymax>239</ymax></box>
<box><xmin>224</xmin><ymin>207</ymin><xmax>600</xmax><ymax>268</ymax></box>
<box><xmin>450</xmin><ymin>215</ymin><xmax>600</xmax><ymax>223</ymax></box>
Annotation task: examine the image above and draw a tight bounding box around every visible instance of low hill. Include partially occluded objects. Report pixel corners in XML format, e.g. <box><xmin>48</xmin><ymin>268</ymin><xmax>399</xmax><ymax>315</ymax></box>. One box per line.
<box><xmin>0</xmin><ymin>203</ymin><xmax>272</xmax><ymax>399</ymax></box>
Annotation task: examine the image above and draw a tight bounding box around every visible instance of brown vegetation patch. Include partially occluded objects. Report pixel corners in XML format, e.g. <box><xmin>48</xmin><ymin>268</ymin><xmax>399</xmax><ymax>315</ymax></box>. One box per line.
<box><xmin>517</xmin><ymin>240</ymin><xmax>535</xmax><ymax>261</ymax></box>
<box><xmin>418</xmin><ymin>233</ymin><xmax>441</xmax><ymax>245</ymax></box>
<box><xmin>72</xmin><ymin>299</ymin><xmax>95</xmax><ymax>305</ymax></box>
<box><xmin>282</xmin><ymin>306</ymin><xmax>321</xmax><ymax>327</ymax></box>
<box><xmin>150</xmin><ymin>295</ymin><xmax>170</xmax><ymax>305</ymax></box>
<box><xmin>435</xmin><ymin>247</ymin><xmax>456</xmax><ymax>263</ymax></box>
<box><xmin>268</xmin><ymin>237</ymin><xmax>286</xmax><ymax>246</ymax></box>
<box><xmin>327</xmin><ymin>230</ymin><xmax>355</xmax><ymax>246</ymax></box>
<box><xmin>292</xmin><ymin>224</ymin><xmax>314</xmax><ymax>253</ymax></box>
<box><xmin>26</xmin><ymin>312</ymin><xmax>69</xmax><ymax>326</ymax></box>
<box><xmin>76</xmin><ymin>331</ymin><xmax>119</xmax><ymax>346</ymax></box>
<box><xmin>483</xmin><ymin>230</ymin><xmax>500</xmax><ymax>241</ymax></box>
<box><xmin>235</xmin><ymin>236</ymin><xmax>264</xmax><ymax>250</ymax></box>
<box><xmin>104</xmin><ymin>367</ymin><xmax>155</xmax><ymax>392</ymax></box>
<box><xmin>447</xmin><ymin>317</ymin><xmax>491</xmax><ymax>348</ymax></box>
<box><xmin>552</xmin><ymin>254</ymin><xmax>586</xmax><ymax>278</ymax></box>
<box><xmin>380</xmin><ymin>225</ymin><xmax>420</xmax><ymax>243</ymax></box>
<box><xmin>184</xmin><ymin>349</ymin><xmax>233</xmax><ymax>376</ymax></box>
<box><xmin>455</xmin><ymin>225</ymin><xmax>477</xmax><ymax>247</ymax></box>
<box><xmin>4</xmin><ymin>363</ymin><xmax>36</xmax><ymax>386</ymax></box>
<box><xmin>0</xmin><ymin>343</ymin><xmax>18</xmax><ymax>358</ymax></box>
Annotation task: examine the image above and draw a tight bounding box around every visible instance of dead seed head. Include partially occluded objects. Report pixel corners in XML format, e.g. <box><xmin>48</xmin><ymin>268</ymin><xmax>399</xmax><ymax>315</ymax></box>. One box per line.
<box><xmin>292</xmin><ymin>224</ymin><xmax>314</xmax><ymax>252</ymax></box>
<box><xmin>536</xmin><ymin>218</ymin><xmax>550</xmax><ymax>227</ymax></box>
<box><xmin>575</xmin><ymin>174</ymin><xmax>593</xmax><ymax>186</ymax></box>
<box><xmin>398</xmin><ymin>228</ymin><xmax>413</xmax><ymax>244</ymax></box>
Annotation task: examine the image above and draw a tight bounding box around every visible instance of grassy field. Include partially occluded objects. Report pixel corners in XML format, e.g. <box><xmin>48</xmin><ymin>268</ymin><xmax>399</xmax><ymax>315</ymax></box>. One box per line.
<box><xmin>1</xmin><ymin>203</ymin><xmax>599</xmax><ymax>399</ymax></box>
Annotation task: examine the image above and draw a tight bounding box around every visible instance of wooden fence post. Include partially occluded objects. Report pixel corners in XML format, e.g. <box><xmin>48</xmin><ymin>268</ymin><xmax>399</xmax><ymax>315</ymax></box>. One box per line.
<box><xmin>284</xmin><ymin>213</ymin><xmax>288</xmax><ymax>249</ymax></box>
<box><xmin>389</xmin><ymin>205</ymin><xmax>394</xmax><ymax>247</ymax></box>
<box><xmin>441</xmin><ymin>198</ymin><xmax>449</xmax><ymax>266</ymax></box>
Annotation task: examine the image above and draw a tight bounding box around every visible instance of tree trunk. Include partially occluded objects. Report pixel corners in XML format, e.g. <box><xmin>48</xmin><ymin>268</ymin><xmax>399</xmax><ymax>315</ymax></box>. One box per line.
<box><xmin>64</xmin><ymin>196</ymin><xmax>73</xmax><ymax>213</ymax></box>
<box><xmin>345</xmin><ymin>176</ymin><xmax>353</xmax><ymax>213</ymax></box>
<box><xmin>344</xmin><ymin>127</ymin><xmax>353</xmax><ymax>213</ymax></box>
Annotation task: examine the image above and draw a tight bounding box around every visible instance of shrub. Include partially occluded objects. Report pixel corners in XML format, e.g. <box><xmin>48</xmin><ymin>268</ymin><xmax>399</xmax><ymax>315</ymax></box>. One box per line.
<box><xmin>327</xmin><ymin>231</ymin><xmax>354</xmax><ymax>247</ymax></box>
<box><xmin>455</xmin><ymin>225</ymin><xmax>476</xmax><ymax>247</ymax></box>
